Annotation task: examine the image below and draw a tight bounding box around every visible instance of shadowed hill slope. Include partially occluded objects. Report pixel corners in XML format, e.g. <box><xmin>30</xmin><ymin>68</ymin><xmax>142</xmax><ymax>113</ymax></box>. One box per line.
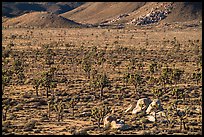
<box><xmin>2</xmin><ymin>11</ymin><xmax>82</xmax><ymax>28</ymax></box>
<box><xmin>2</xmin><ymin>2</ymin><xmax>85</xmax><ymax>17</ymax></box>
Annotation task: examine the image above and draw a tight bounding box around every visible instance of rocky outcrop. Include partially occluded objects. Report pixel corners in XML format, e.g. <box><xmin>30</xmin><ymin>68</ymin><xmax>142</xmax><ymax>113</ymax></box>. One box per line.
<box><xmin>128</xmin><ymin>2</ymin><xmax>173</xmax><ymax>26</ymax></box>
<box><xmin>125</xmin><ymin>98</ymin><xmax>151</xmax><ymax>114</ymax></box>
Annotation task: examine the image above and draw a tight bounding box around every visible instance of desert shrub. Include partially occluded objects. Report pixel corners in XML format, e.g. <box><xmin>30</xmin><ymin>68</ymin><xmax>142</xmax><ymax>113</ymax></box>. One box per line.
<box><xmin>53</xmin><ymin>100</ymin><xmax>65</xmax><ymax>122</ymax></box>
<box><xmin>81</xmin><ymin>59</ymin><xmax>92</xmax><ymax>79</ymax></box>
<box><xmin>2</xmin><ymin>69</ymin><xmax>13</xmax><ymax>94</ymax></box>
<box><xmin>90</xmin><ymin>72</ymin><xmax>110</xmax><ymax>100</ymax></box>
<box><xmin>91</xmin><ymin>104</ymin><xmax>111</xmax><ymax>129</ymax></box>
<box><xmin>128</xmin><ymin>71</ymin><xmax>143</xmax><ymax>96</ymax></box>
<box><xmin>192</xmin><ymin>70</ymin><xmax>202</xmax><ymax>85</ymax></box>
<box><xmin>32</xmin><ymin>78</ymin><xmax>42</xmax><ymax>96</ymax></box>
<box><xmin>41</xmin><ymin>68</ymin><xmax>57</xmax><ymax>98</ymax></box>
<box><xmin>66</xmin><ymin>95</ymin><xmax>79</xmax><ymax>116</ymax></box>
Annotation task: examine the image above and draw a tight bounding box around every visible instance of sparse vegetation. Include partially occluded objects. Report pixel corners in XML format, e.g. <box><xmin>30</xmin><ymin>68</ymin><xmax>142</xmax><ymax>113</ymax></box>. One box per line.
<box><xmin>2</xmin><ymin>17</ymin><xmax>202</xmax><ymax>135</ymax></box>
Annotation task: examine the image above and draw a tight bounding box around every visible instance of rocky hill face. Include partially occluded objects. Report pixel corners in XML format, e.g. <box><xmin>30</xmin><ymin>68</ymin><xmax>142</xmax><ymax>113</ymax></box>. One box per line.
<box><xmin>61</xmin><ymin>2</ymin><xmax>202</xmax><ymax>26</ymax></box>
<box><xmin>2</xmin><ymin>11</ymin><xmax>82</xmax><ymax>28</ymax></box>
<box><xmin>61</xmin><ymin>2</ymin><xmax>146</xmax><ymax>24</ymax></box>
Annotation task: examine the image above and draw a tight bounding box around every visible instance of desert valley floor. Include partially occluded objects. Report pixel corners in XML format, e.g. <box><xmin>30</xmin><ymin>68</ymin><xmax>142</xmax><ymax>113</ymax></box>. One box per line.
<box><xmin>2</xmin><ymin>25</ymin><xmax>202</xmax><ymax>135</ymax></box>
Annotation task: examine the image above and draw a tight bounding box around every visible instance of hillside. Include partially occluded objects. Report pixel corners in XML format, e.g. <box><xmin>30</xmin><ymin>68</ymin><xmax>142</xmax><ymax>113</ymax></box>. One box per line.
<box><xmin>61</xmin><ymin>2</ymin><xmax>146</xmax><ymax>24</ymax></box>
<box><xmin>161</xmin><ymin>2</ymin><xmax>202</xmax><ymax>23</ymax></box>
<box><xmin>2</xmin><ymin>2</ymin><xmax>202</xmax><ymax>28</ymax></box>
<box><xmin>2</xmin><ymin>11</ymin><xmax>82</xmax><ymax>28</ymax></box>
<box><xmin>61</xmin><ymin>2</ymin><xmax>202</xmax><ymax>25</ymax></box>
<box><xmin>2</xmin><ymin>2</ymin><xmax>85</xmax><ymax>17</ymax></box>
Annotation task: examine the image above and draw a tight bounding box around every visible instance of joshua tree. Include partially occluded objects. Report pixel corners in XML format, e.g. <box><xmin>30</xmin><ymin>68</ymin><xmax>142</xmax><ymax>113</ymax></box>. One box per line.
<box><xmin>172</xmin><ymin>87</ymin><xmax>180</xmax><ymax>101</ymax></box>
<box><xmin>81</xmin><ymin>59</ymin><xmax>92</xmax><ymax>79</ymax></box>
<box><xmin>192</xmin><ymin>70</ymin><xmax>202</xmax><ymax>85</ymax></box>
<box><xmin>44</xmin><ymin>47</ymin><xmax>55</xmax><ymax>68</ymax></box>
<box><xmin>47</xmin><ymin>100</ymin><xmax>51</xmax><ymax>118</ymax></box>
<box><xmin>177</xmin><ymin>107</ymin><xmax>189</xmax><ymax>131</ymax></box>
<box><xmin>123</xmin><ymin>72</ymin><xmax>131</xmax><ymax>88</ymax></box>
<box><xmin>2</xmin><ymin>105</ymin><xmax>10</xmax><ymax>121</ymax></box>
<box><xmin>16</xmin><ymin>71</ymin><xmax>26</xmax><ymax>85</ymax></box>
<box><xmin>41</xmin><ymin>69</ymin><xmax>57</xmax><ymax>98</ymax></box>
<box><xmin>159</xmin><ymin>67</ymin><xmax>173</xmax><ymax>91</ymax></box>
<box><xmin>152</xmin><ymin>87</ymin><xmax>162</xmax><ymax>99</ymax></box>
<box><xmin>129</xmin><ymin>58</ymin><xmax>137</xmax><ymax>70</ymax></box>
<box><xmin>149</xmin><ymin>62</ymin><xmax>158</xmax><ymax>75</ymax></box>
<box><xmin>128</xmin><ymin>71</ymin><xmax>143</xmax><ymax>96</ymax></box>
<box><xmin>32</xmin><ymin>78</ymin><xmax>42</xmax><ymax>96</ymax></box>
<box><xmin>137</xmin><ymin>61</ymin><xmax>145</xmax><ymax>73</ymax></box>
<box><xmin>67</xmin><ymin>96</ymin><xmax>79</xmax><ymax>116</ymax></box>
<box><xmin>13</xmin><ymin>57</ymin><xmax>25</xmax><ymax>85</ymax></box>
<box><xmin>2</xmin><ymin>69</ymin><xmax>13</xmax><ymax>95</ymax></box>
<box><xmin>54</xmin><ymin>101</ymin><xmax>65</xmax><ymax>122</ymax></box>
<box><xmin>193</xmin><ymin>40</ymin><xmax>202</xmax><ymax>69</ymax></box>
<box><xmin>170</xmin><ymin>68</ymin><xmax>184</xmax><ymax>87</ymax></box>
<box><xmin>91</xmin><ymin>73</ymin><xmax>110</xmax><ymax>100</ymax></box>
<box><xmin>91</xmin><ymin>105</ymin><xmax>111</xmax><ymax>129</ymax></box>
<box><xmin>96</xmin><ymin>50</ymin><xmax>106</xmax><ymax>67</ymax></box>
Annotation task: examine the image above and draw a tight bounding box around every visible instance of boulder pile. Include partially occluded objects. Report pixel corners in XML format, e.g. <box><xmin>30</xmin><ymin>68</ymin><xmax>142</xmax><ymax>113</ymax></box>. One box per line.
<box><xmin>128</xmin><ymin>3</ymin><xmax>173</xmax><ymax>26</ymax></box>
<box><xmin>125</xmin><ymin>98</ymin><xmax>166</xmax><ymax>122</ymax></box>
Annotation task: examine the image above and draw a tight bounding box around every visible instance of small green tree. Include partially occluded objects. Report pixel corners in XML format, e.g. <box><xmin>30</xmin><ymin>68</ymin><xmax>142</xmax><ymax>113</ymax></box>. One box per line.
<box><xmin>54</xmin><ymin>100</ymin><xmax>65</xmax><ymax>122</ymax></box>
<box><xmin>2</xmin><ymin>69</ymin><xmax>13</xmax><ymax>95</ymax></box>
<box><xmin>129</xmin><ymin>72</ymin><xmax>143</xmax><ymax>96</ymax></box>
<box><xmin>172</xmin><ymin>87</ymin><xmax>180</xmax><ymax>101</ymax></box>
<box><xmin>137</xmin><ymin>61</ymin><xmax>145</xmax><ymax>73</ymax></box>
<box><xmin>32</xmin><ymin>78</ymin><xmax>42</xmax><ymax>96</ymax></box>
<box><xmin>2</xmin><ymin>105</ymin><xmax>10</xmax><ymax>121</ymax></box>
<box><xmin>66</xmin><ymin>96</ymin><xmax>79</xmax><ymax>116</ymax></box>
<box><xmin>123</xmin><ymin>72</ymin><xmax>131</xmax><ymax>88</ymax></box>
<box><xmin>41</xmin><ymin>69</ymin><xmax>57</xmax><ymax>98</ymax></box>
<box><xmin>96</xmin><ymin>73</ymin><xmax>110</xmax><ymax>100</ymax></box>
<box><xmin>170</xmin><ymin>68</ymin><xmax>184</xmax><ymax>86</ymax></box>
<box><xmin>91</xmin><ymin>105</ymin><xmax>111</xmax><ymax>129</ymax></box>
<box><xmin>152</xmin><ymin>87</ymin><xmax>162</xmax><ymax>99</ymax></box>
<box><xmin>44</xmin><ymin>46</ymin><xmax>55</xmax><ymax>67</ymax></box>
<box><xmin>90</xmin><ymin>73</ymin><xmax>110</xmax><ymax>100</ymax></box>
<box><xmin>149</xmin><ymin>62</ymin><xmax>158</xmax><ymax>75</ymax></box>
<box><xmin>81</xmin><ymin>59</ymin><xmax>92</xmax><ymax>79</ymax></box>
<box><xmin>13</xmin><ymin>57</ymin><xmax>25</xmax><ymax>85</ymax></box>
<box><xmin>177</xmin><ymin>106</ymin><xmax>189</xmax><ymax>131</ymax></box>
<box><xmin>13</xmin><ymin>58</ymin><xmax>23</xmax><ymax>74</ymax></box>
<box><xmin>159</xmin><ymin>67</ymin><xmax>173</xmax><ymax>90</ymax></box>
<box><xmin>41</xmin><ymin>71</ymin><xmax>52</xmax><ymax>98</ymax></box>
<box><xmin>192</xmin><ymin>71</ymin><xmax>202</xmax><ymax>85</ymax></box>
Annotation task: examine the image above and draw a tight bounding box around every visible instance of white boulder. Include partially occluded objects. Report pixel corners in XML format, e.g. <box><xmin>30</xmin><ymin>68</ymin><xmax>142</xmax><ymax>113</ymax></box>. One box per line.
<box><xmin>146</xmin><ymin>115</ymin><xmax>156</xmax><ymax>122</ymax></box>
<box><xmin>132</xmin><ymin>98</ymin><xmax>151</xmax><ymax>114</ymax></box>
<box><xmin>146</xmin><ymin>99</ymin><xmax>163</xmax><ymax>114</ymax></box>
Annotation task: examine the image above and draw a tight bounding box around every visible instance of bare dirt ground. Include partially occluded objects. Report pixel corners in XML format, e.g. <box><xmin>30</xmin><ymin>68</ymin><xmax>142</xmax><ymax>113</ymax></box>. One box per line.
<box><xmin>2</xmin><ymin>25</ymin><xmax>202</xmax><ymax>135</ymax></box>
